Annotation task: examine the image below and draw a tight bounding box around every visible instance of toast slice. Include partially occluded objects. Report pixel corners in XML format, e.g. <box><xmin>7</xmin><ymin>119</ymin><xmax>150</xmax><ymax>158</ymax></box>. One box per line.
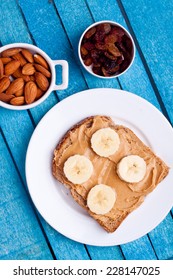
<box><xmin>52</xmin><ymin>115</ymin><xmax>169</xmax><ymax>233</ymax></box>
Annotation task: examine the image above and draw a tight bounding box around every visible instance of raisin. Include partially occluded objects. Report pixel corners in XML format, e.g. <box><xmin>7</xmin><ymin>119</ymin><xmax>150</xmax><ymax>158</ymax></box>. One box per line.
<box><xmin>92</xmin><ymin>66</ymin><xmax>103</xmax><ymax>76</ymax></box>
<box><xmin>108</xmin><ymin>44</ymin><xmax>121</xmax><ymax>57</ymax></box>
<box><xmin>80</xmin><ymin>46</ymin><xmax>88</xmax><ymax>57</ymax></box>
<box><xmin>84</xmin><ymin>27</ymin><xmax>96</xmax><ymax>39</ymax></box>
<box><xmin>94</xmin><ymin>30</ymin><xmax>105</xmax><ymax>42</ymax></box>
<box><xmin>108</xmin><ymin>65</ymin><xmax>120</xmax><ymax>74</ymax></box>
<box><xmin>102</xmin><ymin>67</ymin><xmax>111</xmax><ymax>77</ymax></box>
<box><xmin>98</xmin><ymin>54</ymin><xmax>107</xmax><ymax>64</ymax></box>
<box><xmin>116</xmin><ymin>54</ymin><xmax>124</xmax><ymax>65</ymax></box>
<box><xmin>93</xmin><ymin>62</ymin><xmax>101</xmax><ymax>68</ymax></box>
<box><xmin>116</xmin><ymin>42</ymin><xmax>126</xmax><ymax>53</ymax></box>
<box><xmin>104</xmin><ymin>34</ymin><xmax>118</xmax><ymax>44</ymax></box>
<box><xmin>95</xmin><ymin>42</ymin><xmax>108</xmax><ymax>50</ymax></box>
<box><xmin>120</xmin><ymin>60</ymin><xmax>129</xmax><ymax>72</ymax></box>
<box><xmin>90</xmin><ymin>49</ymin><xmax>100</xmax><ymax>63</ymax></box>
<box><xmin>110</xmin><ymin>26</ymin><xmax>125</xmax><ymax>37</ymax></box>
<box><xmin>104</xmin><ymin>51</ymin><xmax>117</xmax><ymax>60</ymax></box>
<box><xmin>119</xmin><ymin>53</ymin><xmax>131</xmax><ymax>72</ymax></box>
<box><xmin>123</xmin><ymin>35</ymin><xmax>133</xmax><ymax>53</ymax></box>
<box><xmin>82</xmin><ymin>42</ymin><xmax>95</xmax><ymax>50</ymax></box>
<box><xmin>102</xmin><ymin>64</ymin><xmax>120</xmax><ymax>76</ymax></box>
<box><xmin>84</xmin><ymin>57</ymin><xmax>92</xmax><ymax>66</ymax></box>
<box><xmin>97</xmin><ymin>23</ymin><xmax>111</xmax><ymax>34</ymax></box>
<box><xmin>104</xmin><ymin>59</ymin><xmax>117</xmax><ymax>70</ymax></box>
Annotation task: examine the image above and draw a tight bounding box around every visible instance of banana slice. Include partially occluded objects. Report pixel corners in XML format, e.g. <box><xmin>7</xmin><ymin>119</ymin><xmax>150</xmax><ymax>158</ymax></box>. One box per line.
<box><xmin>117</xmin><ymin>155</ymin><xmax>147</xmax><ymax>183</ymax></box>
<box><xmin>91</xmin><ymin>127</ymin><xmax>120</xmax><ymax>157</ymax></box>
<box><xmin>87</xmin><ymin>184</ymin><xmax>117</xmax><ymax>215</ymax></box>
<box><xmin>63</xmin><ymin>154</ymin><xmax>93</xmax><ymax>184</ymax></box>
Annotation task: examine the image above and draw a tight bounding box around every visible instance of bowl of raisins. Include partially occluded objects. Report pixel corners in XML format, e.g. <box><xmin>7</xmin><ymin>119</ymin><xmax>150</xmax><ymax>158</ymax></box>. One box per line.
<box><xmin>78</xmin><ymin>21</ymin><xmax>135</xmax><ymax>78</ymax></box>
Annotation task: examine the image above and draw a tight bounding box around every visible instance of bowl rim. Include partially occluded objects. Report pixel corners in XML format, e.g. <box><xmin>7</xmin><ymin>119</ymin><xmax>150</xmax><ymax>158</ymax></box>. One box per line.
<box><xmin>78</xmin><ymin>20</ymin><xmax>136</xmax><ymax>79</ymax></box>
<box><xmin>0</xmin><ymin>43</ymin><xmax>54</xmax><ymax>110</ymax></box>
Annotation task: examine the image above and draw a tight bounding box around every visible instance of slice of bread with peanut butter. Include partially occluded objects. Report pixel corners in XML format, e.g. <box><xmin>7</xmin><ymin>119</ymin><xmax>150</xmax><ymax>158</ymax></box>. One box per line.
<box><xmin>52</xmin><ymin>115</ymin><xmax>169</xmax><ymax>233</ymax></box>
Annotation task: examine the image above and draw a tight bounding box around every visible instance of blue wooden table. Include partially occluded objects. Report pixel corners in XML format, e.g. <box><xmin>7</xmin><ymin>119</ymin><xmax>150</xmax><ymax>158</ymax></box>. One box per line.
<box><xmin>0</xmin><ymin>0</ymin><xmax>173</xmax><ymax>260</ymax></box>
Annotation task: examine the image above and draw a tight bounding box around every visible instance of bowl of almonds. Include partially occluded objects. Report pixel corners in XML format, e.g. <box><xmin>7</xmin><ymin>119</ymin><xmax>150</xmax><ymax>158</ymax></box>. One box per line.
<box><xmin>78</xmin><ymin>21</ymin><xmax>135</xmax><ymax>78</ymax></box>
<box><xmin>0</xmin><ymin>43</ymin><xmax>68</xmax><ymax>110</ymax></box>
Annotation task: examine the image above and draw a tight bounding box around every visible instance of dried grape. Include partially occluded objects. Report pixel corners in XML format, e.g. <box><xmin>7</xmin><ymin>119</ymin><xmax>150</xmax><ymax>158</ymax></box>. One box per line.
<box><xmin>92</xmin><ymin>66</ymin><xmax>102</xmax><ymax>76</ymax></box>
<box><xmin>104</xmin><ymin>51</ymin><xmax>117</xmax><ymax>60</ymax></box>
<box><xmin>104</xmin><ymin>59</ymin><xmax>117</xmax><ymax>70</ymax></box>
<box><xmin>97</xmin><ymin>23</ymin><xmax>111</xmax><ymax>34</ymax></box>
<box><xmin>116</xmin><ymin>55</ymin><xmax>124</xmax><ymax>65</ymax></box>
<box><xmin>108</xmin><ymin>44</ymin><xmax>121</xmax><ymax>57</ymax></box>
<box><xmin>95</xmin><ymin>42</ymin><xmax>108</xmax><ymax>50</ymax></box>
<box><xmin>104</xmin><ymin>34</ymin><xmax>118</xmax><ymax>44</ymax></box>
<box><xmin>84</xmin><ymin>27</ymin><xmax>96</xmax><ymax>39</ymax></box>
<box><xmin>110</xmin><ymin>26</ymin><xmax>125</xmax><ymax>37</ymax></box>
<box><xmin>94</xmin><ymin>30</ymin><xmax>105</xmax><ymax>42</ymax></box>
<box><xmin>84</xmin><ymin>57</ymin><xmax>92</xmax><ymax>66</ymax></box>
<box><xmin>83</xmin><ymin>42</ymin><xmax>95</xmax><ymax>51</ymax></box>
<box><xmin>80</xmin><ymin>46</ymin><xmax>88</xmax><ymax>57</ymax></box>
<box><xmin>90</xmin><ymin>49</ymin><xmax>100</xmax><ymax>63</ymax></box>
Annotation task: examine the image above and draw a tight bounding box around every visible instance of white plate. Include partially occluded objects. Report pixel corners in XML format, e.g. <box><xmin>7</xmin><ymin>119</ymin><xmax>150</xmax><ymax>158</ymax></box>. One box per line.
<box><xmin>25</xmin><ymin>88</ymin><xmax>173</xmax><ymax>246</ymax></box>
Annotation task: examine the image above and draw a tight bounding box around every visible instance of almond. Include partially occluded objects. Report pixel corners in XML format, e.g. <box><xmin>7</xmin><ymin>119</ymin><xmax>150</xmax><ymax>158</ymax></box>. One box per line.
<box><xmin>24</xmin><ymin>81</ymin><xmax>37</xmax><ymax>104</ymax></box>
<box><xmin>15</xmin><ymin>88</ymin><xmax>24</xmax><ymax>97</ymax></box>
<box><xmin>0</xmin><ymin>76</ymin><xmax>11</xmax><ymax>93</ymax></box>
<box><xmin>34</xmin><ymin>63</ymin><xmax>51</xmax><ymax>78</ymax></box>
<box><xmin>22</xmin><ymin>63</ymin><xmax>35</xmax><ymax>75</ymax></box>
<box><xmin>13</xmin><ymin>67</ymin><xmax>30</xmax><ymax>82</ymax></box>
<box><xmin>36</xmin><ymin>87</ymin><xmax>44</xmax><ymax>100</ymax></box>
<box><xmin>35</xmin><ymin>72</ymin><xmax>49</xmax><ymax>91</ymax></box>
<box><xmin>21</xmin><ymin>49</ymin><xmax>34</xmax><ymax>63</ymax></box>
<box><xmin>12</xmin><ymin>53</ymin><xmax>27</xmax><ymax>66</ymax></box>
<box><xmin>0</xmin><ymin>57</ymin><xmax>12</xmax><ymax>64</ymax></box>
<box><xmin>5</xmin><ymin>60</ymin><xmax>20</xmax><ymax>76</ymax></box>
<box><xmin>33</xmin><ymin>54</ymin><xmax>49</xmax><ymax>69</ymax></box>
<box><xmin>0</xmin><ymin>93</ymin><xmax>14</xmax><ymax>103</ymax></box>
<box><xmin>0</xmin><ymin>59</ymin><xmax>4</xmax><ymax>78</ymax></box>
<box><xmin>1</xmin><ymin>48</ymin><xmax>21</xmax><ymax>57</ymax></box>
<box><xmin>6</xmin><ymin>78</ymin><xmax>24</xmax><ymax>95</ymax></box>
<box><xmin>10</xmin><ymin>96</ymin><xmax>25</xmax><ymax>106</ymax></box>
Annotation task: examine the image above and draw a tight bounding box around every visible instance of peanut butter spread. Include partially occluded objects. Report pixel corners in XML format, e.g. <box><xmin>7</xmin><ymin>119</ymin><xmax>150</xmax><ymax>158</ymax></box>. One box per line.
<box><xmin>53</xmin><ymin>115</ymin><xmax>169</xmax><ymax>231</ymax></box>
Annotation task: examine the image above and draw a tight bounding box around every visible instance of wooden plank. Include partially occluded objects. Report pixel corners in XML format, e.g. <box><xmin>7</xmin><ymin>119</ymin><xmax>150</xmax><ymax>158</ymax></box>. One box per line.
<box><xmin>0</xmin><ymin>133</ymin><xmax>53</xmax><ymax>260</ymax></box>
<box><xmin>0</xmin><ymin>0</ymin><xmax>31</xmax><ymax>44</ymax></box>
<box><xmin>148</xmin><ymin>214</ymin><xmax>173</xmax><ymax>260</ymax></box>
<box><xmin>121</xmin><ymin>236</ymin><xmax>157</xmax><ymax>260</ymax></box>
<box><xmin>41</xmin><ymin>220</ymin><xmax>91</xmax><ymax>260</ymax></box>
<box><xmin>86</xmin><ymin>246</ymin><xmax>124</xmax><ymax>260</ymax></box>
<box><xmin>120</xmin><ymin>0</ymin><xmax>173</xmax><ymax>123</ymax></box>
<box><xmin>0</xmin><ymin>0</ymin><xmax>90</xmax><ymax>260</ymax></box>
<box><xmin>0</xmin><ymin>108</ymin><xmax>34</xmax><ymax>186</ymax></box>
<box><xmin>2</xmin><ymin>243</ymin><xmax>52</xmax><ymax>260</ymax></box>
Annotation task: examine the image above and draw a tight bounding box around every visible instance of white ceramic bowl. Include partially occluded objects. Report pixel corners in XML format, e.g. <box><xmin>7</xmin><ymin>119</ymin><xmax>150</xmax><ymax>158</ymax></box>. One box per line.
<box><xmin>78</xmin><ymin>20</ymin><xmax>135</xmax><ymax>79</ymax></box>
<box><xmin>0</xmin><ymin>43</ymin><xmax>69</xmax><ymax>110</ymax></box>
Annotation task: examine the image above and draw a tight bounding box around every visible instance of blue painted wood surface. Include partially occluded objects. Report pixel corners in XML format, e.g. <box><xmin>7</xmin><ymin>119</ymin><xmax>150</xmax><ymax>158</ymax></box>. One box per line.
<box><xmin>0</xmin><ymin>0</ymin><xmax>173</xmax><ymax>260</ymax></box>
